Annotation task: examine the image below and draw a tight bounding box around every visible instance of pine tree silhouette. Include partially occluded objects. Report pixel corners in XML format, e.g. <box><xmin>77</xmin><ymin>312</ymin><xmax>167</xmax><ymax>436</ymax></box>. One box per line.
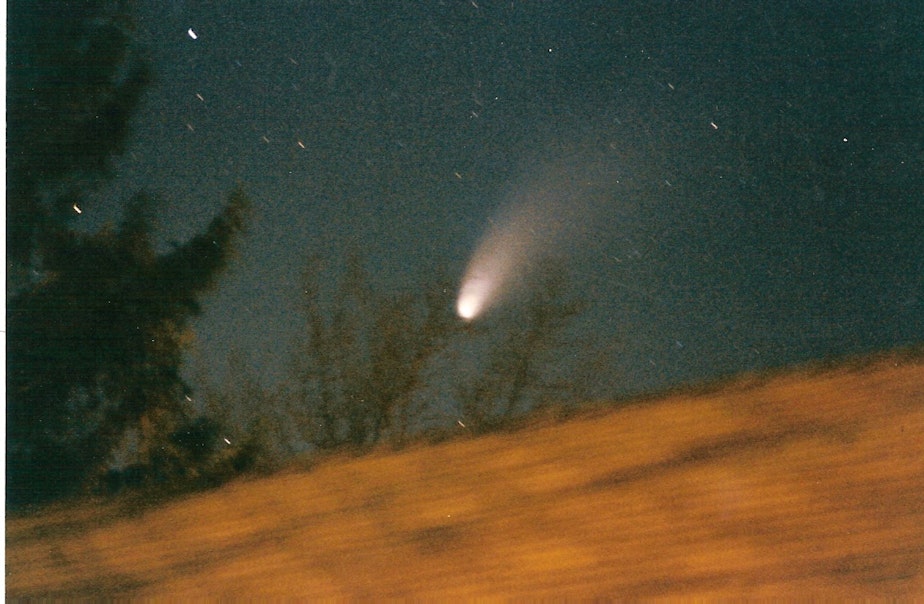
<box><xmin>6</xmin><ymin>1</ymin><xmax>250</xmax><ymax>507</ymax></box>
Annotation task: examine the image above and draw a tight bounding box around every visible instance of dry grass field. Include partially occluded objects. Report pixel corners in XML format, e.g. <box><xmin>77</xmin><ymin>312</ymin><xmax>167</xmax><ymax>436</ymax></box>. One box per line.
<box><xmin>7</xmin><ymin>353</ymin><xmax>924</xmax><ymax>598</ymax></box>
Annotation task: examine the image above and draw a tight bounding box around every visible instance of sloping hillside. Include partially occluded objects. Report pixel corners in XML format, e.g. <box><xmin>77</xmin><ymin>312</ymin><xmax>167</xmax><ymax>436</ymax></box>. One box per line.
<box><xmin>7</xmin><ymin>355</ymin><xmax>924</xmax><ymax>598</ymax></box>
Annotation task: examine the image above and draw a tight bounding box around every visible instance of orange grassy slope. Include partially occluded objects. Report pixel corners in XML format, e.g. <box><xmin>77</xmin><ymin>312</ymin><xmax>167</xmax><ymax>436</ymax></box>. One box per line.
<box><xmin>7</xmin><ymin>355</ymin><xmax>924</xmax><ymax>598</ymax></box>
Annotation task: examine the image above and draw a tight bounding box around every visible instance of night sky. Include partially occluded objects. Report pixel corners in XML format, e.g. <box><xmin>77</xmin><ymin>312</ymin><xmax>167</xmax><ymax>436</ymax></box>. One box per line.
<box><xmin>84</xmin><ymin>1</ymin><xmax>923</xmax><ymax>397</ymax></box>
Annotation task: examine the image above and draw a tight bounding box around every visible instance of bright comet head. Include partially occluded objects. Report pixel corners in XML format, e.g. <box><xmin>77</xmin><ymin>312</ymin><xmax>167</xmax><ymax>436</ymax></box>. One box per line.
<box><xmin>456</xmin><ymin>277</ymin><xmax>490</xmax><ymax>320</ymax></box>
<box><xmin>456</xmin><ymin>296</ymin><xmax>479</xmax><ymax>321</ymax></box>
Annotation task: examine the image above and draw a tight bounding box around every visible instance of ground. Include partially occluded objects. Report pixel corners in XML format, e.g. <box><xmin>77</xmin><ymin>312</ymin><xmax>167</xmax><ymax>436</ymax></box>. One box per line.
<box><xmin>7</xmin><ymin>353</ymin><xmax>924</xmax><ymax>597</ymax></box>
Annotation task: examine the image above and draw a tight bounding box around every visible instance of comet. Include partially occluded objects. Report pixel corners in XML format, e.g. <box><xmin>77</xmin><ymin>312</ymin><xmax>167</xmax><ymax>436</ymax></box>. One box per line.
<box><xmin>455</xmin><ymin>205</ymin><xmax>536</xmax><ymax>322</ymax></box>
<box><xmin>456</xmin><ymin>178</ymin><xmax>571</xmax><ymax>321</ymax></box>
<box><xmin>456</xmin><ymin>278</ymin><xmax>487</xmax><ymax>320</ymax></box>
<box><xmin>456</xmin><ymin>154</ymin><xmax>616</xmax><ymax>322</ymax></box>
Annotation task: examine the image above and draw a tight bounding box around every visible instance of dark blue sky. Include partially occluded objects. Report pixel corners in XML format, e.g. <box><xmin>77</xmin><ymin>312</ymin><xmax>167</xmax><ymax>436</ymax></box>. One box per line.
<box><xmin>86</xmin><ymin>1</ymin><xmax>923</xmax><ymax>396</ymax></box>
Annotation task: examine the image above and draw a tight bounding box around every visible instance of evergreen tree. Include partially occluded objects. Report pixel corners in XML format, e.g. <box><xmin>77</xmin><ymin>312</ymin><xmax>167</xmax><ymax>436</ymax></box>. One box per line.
<box><xmin>6</xmin><ymin>1</ymin><xmax>250</xmax><ymax>507</ymax></box>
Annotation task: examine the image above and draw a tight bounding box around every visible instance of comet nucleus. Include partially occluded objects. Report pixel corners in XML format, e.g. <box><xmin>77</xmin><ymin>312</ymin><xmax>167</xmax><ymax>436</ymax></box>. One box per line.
<box><xmin>456</xmin><ymin>277</ymin><xmax>489</xmax><ymax>320</ymax></box>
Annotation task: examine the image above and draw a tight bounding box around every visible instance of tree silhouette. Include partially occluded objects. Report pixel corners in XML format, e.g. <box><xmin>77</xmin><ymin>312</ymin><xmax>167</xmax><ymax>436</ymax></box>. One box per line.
<box><xmin>293</xmin><ymin>253</ymin><xmax>456</xmax><ymax>450</ymax></box>
<box><xmin>454</xmin><ymin>261</ymin><xmax>587</xmax><ymax>433</ymax></box>
<box><xmin>7</xmin><ymin>0</ymin><xmax>152</xmax><ymax>288</ymax></box>
<box><xmin>292</xmin><ymin>252</ymin><xmax>586</xmax><ymax>447</ymax></box>
<box><xmin>6</xmin><ymin>1</ymin><xmax>250</xmax><ymax>507</ymax></box>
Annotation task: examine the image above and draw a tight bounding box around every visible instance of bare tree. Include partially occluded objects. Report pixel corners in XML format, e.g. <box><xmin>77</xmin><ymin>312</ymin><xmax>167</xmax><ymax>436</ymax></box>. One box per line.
<box><xmin>292</xmin><ymin>252</ymin><xmax>456</xmax><ymax>450</ymax></box>
<box><xmin>369</xmin><ymin>283</ymin><xmax>457</xmax><ymax>445</ymax></box>
<box><xmin>453</xmin><ymin>260</ymin><xmax>586</xmax><ymax>433</ymax></box>
<box><xmin>292</xmin><ymin>254</ymin><xmax>346</xmax><ymax>449</ymax></box>
<box><xmin>291</xmin><ymin>250</ymin><xmax>586</xmax><ymax>448</ymax></box>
